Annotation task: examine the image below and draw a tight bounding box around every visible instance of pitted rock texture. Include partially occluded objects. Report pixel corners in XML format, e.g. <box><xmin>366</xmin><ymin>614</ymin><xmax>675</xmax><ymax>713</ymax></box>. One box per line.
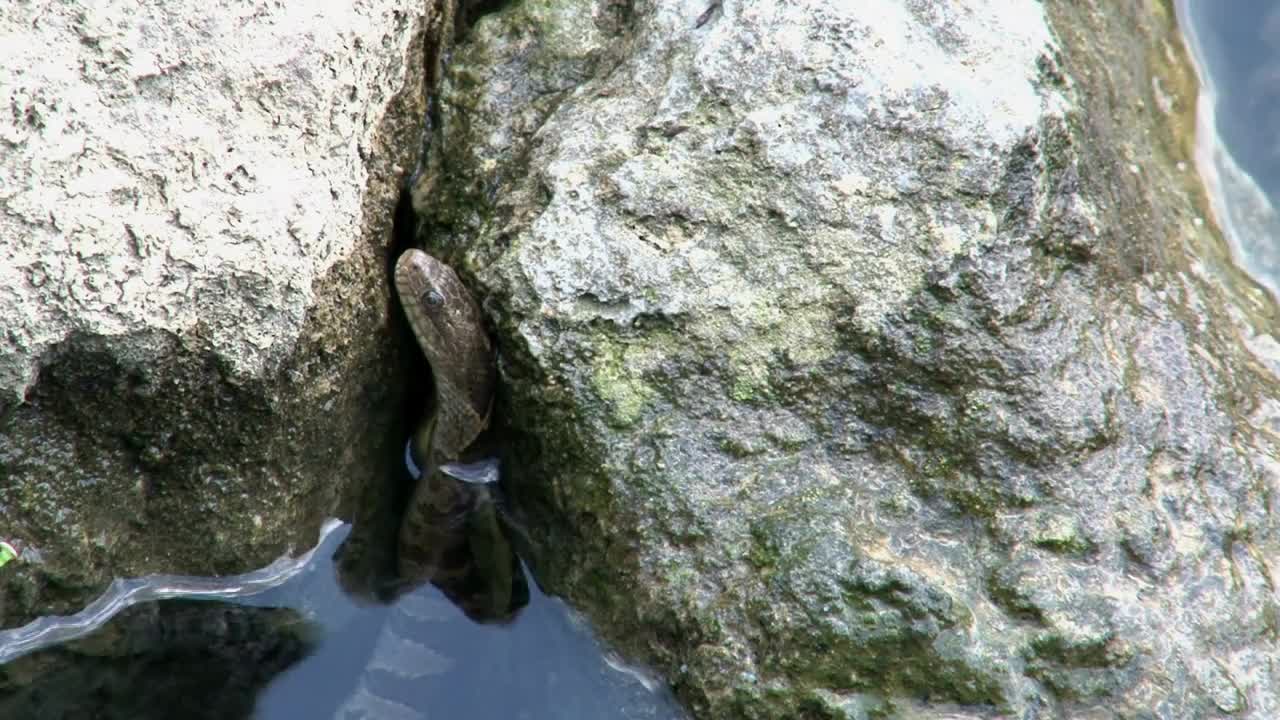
<box><xmin>417</xmin><ymin>0</ymin><xmax>1280</xmax><ymax>718</ymax></box>
<box><xmin>0</xmin><ymin>0</ymin><xmax>432</xmax><ymax>626</ymax></box>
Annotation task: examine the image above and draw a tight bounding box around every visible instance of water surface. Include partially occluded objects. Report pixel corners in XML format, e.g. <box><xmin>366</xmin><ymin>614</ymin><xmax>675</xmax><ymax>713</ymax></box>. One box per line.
<box><xmin>0</xmin><ymin>522</ymin><xmax>684</xmax><ymax>719</ymax></box>
<box><xmin>1177</xmin><ymin>0</ymin><xmax>1280</xmax><ymax>296</ymax></box>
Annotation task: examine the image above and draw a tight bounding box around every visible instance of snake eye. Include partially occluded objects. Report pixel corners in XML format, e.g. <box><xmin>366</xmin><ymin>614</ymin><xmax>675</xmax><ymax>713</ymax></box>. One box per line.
<box><xmin>423</xmin><ymin>289</ymin><xmax>445</xmax><ymax>306</ymax></box>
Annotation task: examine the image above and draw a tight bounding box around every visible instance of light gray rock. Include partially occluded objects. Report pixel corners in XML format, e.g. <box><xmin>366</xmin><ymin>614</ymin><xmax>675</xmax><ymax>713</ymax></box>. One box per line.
<box><xmin>417</xmin><ymin>0</ymin><xmax>1280</xmax><ymax>718</ymax></box>
<box><xmin>0</xmin><ymin>0</ymin><xmax>432</xmax><ymax>624</ymax></box>
<box><xmin>0</xmin><ymin>0</ymin><xmax>415</xmax><ymax>402</ymax></box>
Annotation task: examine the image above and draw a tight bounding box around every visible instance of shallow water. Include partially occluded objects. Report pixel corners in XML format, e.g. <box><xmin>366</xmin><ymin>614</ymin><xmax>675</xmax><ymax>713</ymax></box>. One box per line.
<box><xmin>0</xmin><ymin>522</ymin><xmax>685</xmax><ymax>719</ymax></box>
<box><xmin>1177</xmin><ymin>0</ymin><xmax>1280</xmax><ymax>296</ymax></box>
<box><xmin>255</xmin><ymin>525</ymin><xmax>682</xmax><ymax>720</ymax></box>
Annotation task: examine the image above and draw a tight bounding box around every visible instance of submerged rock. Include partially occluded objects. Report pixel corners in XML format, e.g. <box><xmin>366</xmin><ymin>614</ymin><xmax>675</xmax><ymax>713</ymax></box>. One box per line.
<box><xmin>419</xmin><ymin>0</ymin><xmax>1280</xmax><ymax>718</ymax></box>
<box><xmin>0</xmin><ymin>599</ymin><xmax>315</xmax><ymax>720</ymax></box>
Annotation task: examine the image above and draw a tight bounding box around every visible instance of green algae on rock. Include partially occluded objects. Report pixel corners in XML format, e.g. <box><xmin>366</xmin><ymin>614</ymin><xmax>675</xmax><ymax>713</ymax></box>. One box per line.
<box><xmin>419</xmin><ymin>0</ymin><xmax>1280</xmax><ymax>717</ymax></box>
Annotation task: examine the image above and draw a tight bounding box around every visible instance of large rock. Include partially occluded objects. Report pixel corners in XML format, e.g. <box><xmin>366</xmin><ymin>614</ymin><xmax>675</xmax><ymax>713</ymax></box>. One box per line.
<box><xmin>419</xmin><ymin>0</ymin><xmax>1280</xmax><ymax>717</ymax></box>
<box><xmin>0</xmin><ymin>1</ymin><xmax>433</xmax><ymax>624</ymax></box>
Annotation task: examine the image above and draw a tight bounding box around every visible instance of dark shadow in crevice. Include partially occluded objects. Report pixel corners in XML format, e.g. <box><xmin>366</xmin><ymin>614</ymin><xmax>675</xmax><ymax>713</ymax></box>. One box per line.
<box><xmin>455</xmin><ymin>0</ymin><xmax>515</xmax><ymax>40</ymax></box>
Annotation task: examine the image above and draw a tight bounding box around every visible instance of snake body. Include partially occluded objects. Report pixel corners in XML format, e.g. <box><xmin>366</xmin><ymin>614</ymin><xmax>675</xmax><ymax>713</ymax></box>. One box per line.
<box><xmin>325</xmin><ymin>248</ymin><xmax>522</xmax><ymax>717</ymax></box>
<box><xmin>393</xmin><ymin>248</ymin><xmax>494</xmax><ymax>472</ymax></box>
<box><xmin>391</xmin><ymin>248</ymin><xmax>522</xmax><ymax>623</ymax></box>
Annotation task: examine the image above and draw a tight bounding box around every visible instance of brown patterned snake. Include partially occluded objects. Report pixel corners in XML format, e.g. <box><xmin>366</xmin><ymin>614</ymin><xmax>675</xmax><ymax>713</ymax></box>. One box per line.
<box><xmin>393</xmin><ymin>248</ymin><xmax>495</xmax><ymax>486</ymax></box>
<box><xmin>392</xmin><ymin>248</ymin><xmax>520</xmax><ymax>620</ymax></box>
<box><xmin>323</xmin><ymin>248</ymin><xmax>522</xmax><ymax>718</ymax></box>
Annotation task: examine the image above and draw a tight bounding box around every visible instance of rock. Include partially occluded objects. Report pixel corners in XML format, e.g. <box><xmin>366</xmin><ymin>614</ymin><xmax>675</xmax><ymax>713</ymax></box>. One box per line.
<box><xmin>0</xmin><ymin>0</ymin><xmax>436</xmax><ymax>625</ymax></box>
<box><xmin>0</xmin><ymin>599</ymin><xmax>315</xmax><ymax>720</ymax></box>
<box><xmin>419</xmin><ymin>0</ymin><xmax>1280</xmax><ymax>718</ymax></box>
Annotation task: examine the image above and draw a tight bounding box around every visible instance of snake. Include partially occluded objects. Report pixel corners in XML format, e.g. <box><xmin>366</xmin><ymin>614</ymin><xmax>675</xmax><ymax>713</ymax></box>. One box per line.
<box><xmin>321</xmin><ymin>248</ymin><xmax>526</xmax><ymax>718</ymax></box>
<box><xmin>391</xmin><ymin>247</ymin><xmax>524</xmax><ymax>623</ymax></box>
<box><xmin>393</xmin><ymin>248</ymin><xmax>495</xmax><ymax>489</ymax></box>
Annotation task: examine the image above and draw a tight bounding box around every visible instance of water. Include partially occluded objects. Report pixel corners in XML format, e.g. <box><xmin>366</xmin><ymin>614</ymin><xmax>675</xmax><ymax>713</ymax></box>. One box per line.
<box><xmin>1177</xmin><ymin>0</ymin><xmax>1280</xmax><ymax>296</ymax></box>
<box><xmin>254</xmin><ymin>524</ymin><xmax>681</xmax><ymax>720</ymax></box>
<box><xmin>0</xmin><ymin>521</ymin><xmax>685</xmax><ymax>719</ymax></box>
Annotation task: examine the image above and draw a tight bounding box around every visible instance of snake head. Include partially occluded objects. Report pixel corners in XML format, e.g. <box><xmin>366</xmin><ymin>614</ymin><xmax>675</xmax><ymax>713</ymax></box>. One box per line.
<box><xmin>395</xmin><ymin>250</ymin><xmax>460</xmax><ymax>325</ymax></box>
<box><xmin>393</xmin><ymin>248</ymin><xmax>495</xmax><ymax>458</ymax></box>
<box><xmin>393</xmin><ymin>249</ymin><xmax>490</xmax><ymax>367</ymax></box>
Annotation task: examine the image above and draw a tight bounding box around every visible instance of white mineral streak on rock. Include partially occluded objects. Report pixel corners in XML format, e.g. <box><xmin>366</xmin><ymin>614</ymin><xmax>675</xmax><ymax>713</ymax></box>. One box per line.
<box><xmin>0</xmin><ymin>0</ymin><xmax>416</xmax><ymax>403</ymax></box>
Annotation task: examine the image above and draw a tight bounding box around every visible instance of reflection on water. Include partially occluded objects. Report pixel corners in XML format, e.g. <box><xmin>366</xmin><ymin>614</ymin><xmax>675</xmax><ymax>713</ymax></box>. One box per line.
<box><xmin>333</xmin><ymin>459</ymin><xmax>530</xmax><ymax>627</ymax></box>
<box><xmin>260</xmin><ymin>523</ymin><xmax>682</xmax><ymax>720</ymax></box>
<box><xmin>1177</xmin><ymin>0</ymin><xmax>1280</xmax><ymax>296</ymax></box>
<box><xmin>0</xmin><ymin>600</ymin><xmax>314</xmax><ymax>720</ymax></box>
<box><xmin>0</xmin><ymin>522</ymin><xmax>684</xmax><ymax>719</ymax></box>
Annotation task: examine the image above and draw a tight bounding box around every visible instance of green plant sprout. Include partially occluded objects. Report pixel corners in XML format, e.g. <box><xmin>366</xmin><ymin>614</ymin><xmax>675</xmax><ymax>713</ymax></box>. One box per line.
<box><xmin>0</xmin><ymin>541</ymin><xmax>18</xmax><ymax>568</ymax></box>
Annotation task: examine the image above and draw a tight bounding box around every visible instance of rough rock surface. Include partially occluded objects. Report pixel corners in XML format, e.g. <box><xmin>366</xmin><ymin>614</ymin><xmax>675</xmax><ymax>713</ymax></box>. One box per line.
<box><xmin>0</xmin><ymin>1</ymin><xmax>431</xmax><ymax>624</ymax></box>
<box><xmin>415</xmin><ymin>0</ymin><xmax>1280</xmax><ymax>718</ymax></box>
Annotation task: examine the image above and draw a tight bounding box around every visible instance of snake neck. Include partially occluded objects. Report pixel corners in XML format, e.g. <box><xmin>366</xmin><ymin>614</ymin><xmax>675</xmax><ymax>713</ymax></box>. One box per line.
<box><xmin>407</xmin><ymin>411</ymin><xmax>441</xmax><ymax>479</ymax></box>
